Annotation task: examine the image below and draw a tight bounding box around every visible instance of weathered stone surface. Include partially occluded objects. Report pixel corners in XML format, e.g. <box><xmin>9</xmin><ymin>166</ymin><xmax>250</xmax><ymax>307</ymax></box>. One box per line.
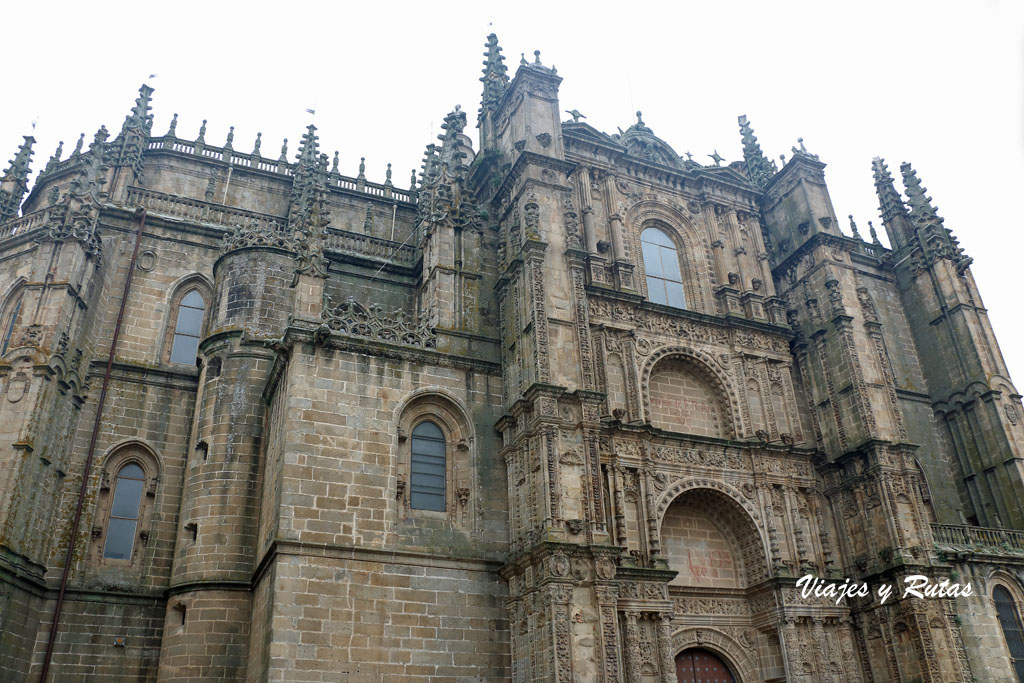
<box><xmin>0</xmin><ymin>37</ymin><xmax>1021</xmax><ymax>683</ymax></box>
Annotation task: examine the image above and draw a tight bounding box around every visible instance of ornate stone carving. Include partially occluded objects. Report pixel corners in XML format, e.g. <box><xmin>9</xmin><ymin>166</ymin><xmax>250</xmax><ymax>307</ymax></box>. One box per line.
<box><xmin>320</xmin><ymin>296</ymin><xmax>436</xmax><ymax>348</ymax></box>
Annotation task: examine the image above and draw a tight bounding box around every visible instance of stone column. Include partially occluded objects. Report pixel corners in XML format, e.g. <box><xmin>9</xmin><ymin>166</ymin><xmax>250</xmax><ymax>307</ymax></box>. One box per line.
<box><xmin>623</xmin><ymin>611</ymin><xmax>642</xmax><ymax>683</ymax></box>
<box><xmin>657</xmin><ymin>612</ymin><xmax>676</xmax><ymax>683</ymax></box>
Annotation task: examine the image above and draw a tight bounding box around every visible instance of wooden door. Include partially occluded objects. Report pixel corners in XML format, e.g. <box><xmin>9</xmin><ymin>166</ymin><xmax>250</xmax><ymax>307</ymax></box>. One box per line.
<box><xmin>675</xmin><ymin>647</ymin><xmax>736</xmax><ymax>682</ymax></box>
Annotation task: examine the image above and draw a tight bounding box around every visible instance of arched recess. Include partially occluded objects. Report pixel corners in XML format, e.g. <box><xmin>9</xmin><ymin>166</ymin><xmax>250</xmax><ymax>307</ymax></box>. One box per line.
<box><xmin>657</xmin><ymin>481</ymin><xmax>769</xmax><ymax>588</ymax></box>
<box><xmin>394</xmin><ymin>388</ymin><xmax>476</xmax><ymax>524</ymax></box>
<box><xmin>641</xmin><ymin>346</ymin><xmax>739</xmax><ymax>439</ymax></box>
<box><xmin>627</xmin><ymin>202</ymin><xmax>714</xmax><ymax>314</ymax></box>
<box><xmin>987</xmin><ymin>571</ymin><xmax>1024</xmax><ymax>680</ymax></box>
<box><xmin>89</xmin><ymin>440</ymin><xmax>161</xmax><ymax>568</ymax></box>
<box><xmin>159</xmin><ymin>274</ymin><xmax>214</xmax><ymax>365</ymax></box>
<box><xmin>0</xmin><ymin>277</ymin><xmax>27</xmax><ymax>357</ymax></box>
<box><xmin>671</xmin><ymin>628</ymin><xmax>758</xmax><ymax>683</ymax></box>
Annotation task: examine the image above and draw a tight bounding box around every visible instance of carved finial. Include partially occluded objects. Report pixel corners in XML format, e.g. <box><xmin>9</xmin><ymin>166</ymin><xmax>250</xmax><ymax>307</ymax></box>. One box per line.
<box><xmin>848</xmin><ymin>215</ymin><xmax>862</xmax><ymax>240</ymax></box>
<box><xmin>737</xmin><ymin>114</ymin><xmax>777</xmax><ymax>187</ymax></box>
<box><xmin>363</xmin><ymin>204</ymin><xmax>374</xmax><ymax>231</ymax></box>
<box><xmin>223</xmin><ymin>126</ymin><xmax>235</xmax><ymax>151</ymax></box>
<box><xmin>331</xmin><ymin>151</ymin><xmax>340</xmax><ymax>175</ymax></box>
<box><xmin>534</xmin><ymin>49</ymin><xmax>541</xmax><ymax>64</ymax></box>
<box><xmin>410</xmin><ymin>168</ymin><xmax>417</xmax><ymax>191</ymax></box>
<box><xmin>779</xmin><ymin>153</ymin><xmax>786</xmax><ymax>165</ymax></box>
<box><xmin>636</xmin><ymin>110</ymin><xmax>644</xmax><ymax>125</ymax></box>
<box><xmin>278</xmin><ymin>138</ymin><xmax>288</xmax><ymax>164</ymax></box>
<box><xmin>708</xmin><ymin>150</ymin><xmax>723</xmax><ymax>166</ymax></box>
<box><xmin>520</xmin><ymin>52</ymin><xmax>527</xmax><ymax>66</ymax></box>
<box><xmin>166</xmin><ymin>113</ymin><xmax>178</xmax><ymax>138</ymax></box>
<box><xmin>196</xmin><ymin>119</ymin><xmax>207</xmax><ymax>145</ymax></box>
<box><xmin>72</xmin><ymin>133</ymin><xmax>85</xmax><ymax>157</ymax></box>
<box><xmin>205</xmin><ymin>171</ymin><xmax>217</xmax><ymax>202</ymax></box>
<box><xmin>868</xmin><ymin>221</ymin><xmax>882</xmax><ymax>246</ymax></box>
<box><xmin>252</xmin><ymin>132</ymin><xmax>262</xmax><ymax>157</ymax></box>
<box><xmin>45</xmin><ymin>140</ymin><xmax>63</xmax><ymax>172</ymax></box>
<box><xmin>357</xmin><ymin>157</ymin><xmax>366</xmax><ymax>181</ymax></box>
<box><xmin>385</xmin><ymin>162</ymin><xmax>392</xmax><ymax>187</ymax></box>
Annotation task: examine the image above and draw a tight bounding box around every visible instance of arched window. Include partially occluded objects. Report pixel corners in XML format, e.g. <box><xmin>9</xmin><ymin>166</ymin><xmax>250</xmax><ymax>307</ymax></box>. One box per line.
<box><xmin>103</xmin><ymin>463</ymin><xmax>146</xmax><ymax>560</ymax></box>
<box><xmin>641</xmin><ymin>227</ymin><xmax>685</xmax><ymax>309</ymax></box>
<box><xmin>168</xmin><ymin>290</ymin><xmax>205</xmax><ymax>365</ymax></box>
<box><xmin>994</xmin><ymin>585</ymin><xmax>1024</xmax><ymax>680</ymax></box>
<box><xmin>0</xmin><ymin>290</ymin><xmax>23</xmax><ymax>355</ymax></box>
<box><xmin>410</xmin><ymin>421</ymin><xmax>446</xmax><ymax>511</ymax></box>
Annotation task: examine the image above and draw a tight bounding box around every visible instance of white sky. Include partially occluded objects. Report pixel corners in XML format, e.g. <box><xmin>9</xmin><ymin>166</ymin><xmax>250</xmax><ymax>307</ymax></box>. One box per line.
<box><xmin>4</xmin><ymin>1</ymin><xmax>1023</xmax><ymax>386</ymax></box>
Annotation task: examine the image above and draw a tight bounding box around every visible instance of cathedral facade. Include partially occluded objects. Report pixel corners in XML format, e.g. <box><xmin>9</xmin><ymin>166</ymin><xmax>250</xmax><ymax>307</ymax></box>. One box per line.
<box><xmin>1</xmin><ymin>35</ymin><xmax>1024</xmax><ymax>682</ymax></box>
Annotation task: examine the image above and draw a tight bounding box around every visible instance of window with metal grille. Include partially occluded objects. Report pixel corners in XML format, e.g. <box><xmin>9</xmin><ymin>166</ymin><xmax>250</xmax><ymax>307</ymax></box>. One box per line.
<box><xmin>0</xmin><ymin>292</ymin><xmax>23</xmax><ymax>355</ymax></box>
<box><xmin>641</xmin><ymin>227</ymin><xmax>685</xmax><ymax>309</ymax></box>
<box><xmin>169</xmin><ymin>290</ymin><xmax>205</xmax><ymax>365</ymax></box>
<box><xmin>410</xmin><ymin>421</ymin><xmax>445</xmax><ymax>511</ymax></box>
<box><xmin>995</xmin><ymin>585</ymin><xmax>1024</xmax><ymax>681</ymax></box>
<box><xmin>103</xmin><ymin>463</ymin><xmax>146</xmax><ymax>560</ymax></box>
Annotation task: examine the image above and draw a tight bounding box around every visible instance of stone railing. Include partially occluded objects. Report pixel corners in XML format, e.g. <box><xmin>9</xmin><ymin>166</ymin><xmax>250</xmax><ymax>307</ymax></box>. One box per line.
<box><xmin>146</xmin><ymin>138</ymin><xmax>412</xmax><ymax>203</ymax></box>
<box><xmin>126</xmin><ymin>186</ymin><xmax>282</xmax><ymax>232</ymax></box>
<box><xmin>0</xmin><ymin>209</ymin><xmax>49</xmax><ymax>242</ymax></box>
<box><xmin>932</xmin><ymin>523</ymin><xmax>1024</xmax><ymax>552</ymax></box>
<box><xmin>324</xmin><ymin>230</ymin><xmax>418</xmax><ymax>268</ymax></box>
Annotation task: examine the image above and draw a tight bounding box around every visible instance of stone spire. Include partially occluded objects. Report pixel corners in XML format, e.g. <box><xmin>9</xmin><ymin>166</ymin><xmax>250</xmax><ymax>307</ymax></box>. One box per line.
<box><xmin>0</xmin><ymin>135</ymin><xmax>35</xmax><ymax>222</ymax></box>
<box><xmin>288</xmin><ymin>124</ymin><xmax>329</xmax><ymax>279</ymax></box>
<box><xmin>871</xmin><ymin>157</ymin><xmax>908</xmax><ymax>223</ymax></box>
<box><xmin>120</xmin><ymin>84</ymin><xmax>154</xmax><ymax>137</ymax></box>
<box><xmin>899</xmin><ymin>162</ymin><xmax>942</xmax><ymax>230</ymax></box>
<box><xmin>737</xmin><ymin>115</ymin><xmax>777</xmax><ymax>187</ymax></box>
<box><xmin>416</xmin><ymin>107</ymin><xmax>482</xmax><ymax>231</ymax></box>
<box><xmin>871</xmin><ymin>157</ymin><xmax>911</xmax><ymax>249</ymax></box>
<box><xmin>479</xmin><ymin>33</ymin><xmax>510</xmax><ymax>118</ymax></box>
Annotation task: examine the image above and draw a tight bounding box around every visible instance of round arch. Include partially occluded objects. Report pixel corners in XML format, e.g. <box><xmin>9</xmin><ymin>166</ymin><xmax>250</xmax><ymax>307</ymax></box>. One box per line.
<box><xmin>641</xmin><ymin>346</ymin><xmax>740</xmax><ymax>439</ymax></box>
<box><xmin>672</xmin><ymin>628</ymin><xmax>758</xmax><ymax>683</ymax></box>
<box><xmin>656</xmin><ymin>480</ymin><xmax>769</xmax><ymax>587</ymax></box>
<box><xmin>627</xmin><ymin>202</ymin><xmax>714</xmax><ymax>314</ymax></box>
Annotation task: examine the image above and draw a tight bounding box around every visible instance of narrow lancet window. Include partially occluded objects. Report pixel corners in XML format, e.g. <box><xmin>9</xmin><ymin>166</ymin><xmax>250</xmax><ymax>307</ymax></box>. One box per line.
<box><xmin>410</xmin><ymin>421</ymin><xmax>446</xmax><ymax>511</ymax></box>
<box><xmin>169</xmin><ymin>290</ymin><xmax>205</xmax><ymax>365</ymax></box>
<box><xmin>103</xmin><ymin>463</ymin><xmax>146</xmax><ymax>560</ymax></box>
<box><xmin>641</xmin><ymin>227</ymin><xmax>685</xmax><ymax>309</ymax></box>
<box><xmin>994</xmin><ymin>585</ymin><xmax>1024</xmax><ymax>681</ymax></box>
<box><xmin>0</xmin><ymin>293</ymin><xmax>23</xmax><ymax>355</ymax></box>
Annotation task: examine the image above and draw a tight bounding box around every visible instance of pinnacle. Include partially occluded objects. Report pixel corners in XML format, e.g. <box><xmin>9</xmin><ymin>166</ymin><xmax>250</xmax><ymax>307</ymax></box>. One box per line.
<box><xmin>3</xmin><ymin>135</ymin><xmax>36</xmax><ymax>182</ymax></box>
<box><xmin>900</xmin><ymin>161</ymin><xmax>941</xmax><ymax>226</ymax></box>
<box><xmin>737</xmin><ymin>114</ymin><xmax>776</xmax><ymax>187</ymax></box>
<box><xmin>480</xmin><ymin>33</ymin><xmax>510</xmax><ymax>117</ymax></box>
<box><xmin>122</xmin><ymin>84</ymin><xmax>155</xmax><ymax>135</ymax></box>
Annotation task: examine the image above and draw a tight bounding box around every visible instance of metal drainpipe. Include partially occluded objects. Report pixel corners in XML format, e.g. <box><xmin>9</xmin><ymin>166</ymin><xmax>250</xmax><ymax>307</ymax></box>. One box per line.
<box><xmin>39</xmin><ymin>206</ymin><xmax>148</xmax><ymax>682</ymax></box>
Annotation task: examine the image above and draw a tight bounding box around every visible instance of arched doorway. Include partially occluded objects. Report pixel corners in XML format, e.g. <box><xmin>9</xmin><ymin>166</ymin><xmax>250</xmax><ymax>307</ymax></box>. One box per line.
<box><xmin>676</xmin><ymin>648</ymin><xmax>737</xmax><ymax>682</ymax></box>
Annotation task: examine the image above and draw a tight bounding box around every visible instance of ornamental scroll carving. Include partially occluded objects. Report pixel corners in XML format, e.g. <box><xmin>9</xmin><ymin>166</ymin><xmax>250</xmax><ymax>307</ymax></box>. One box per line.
<box><xmin>222</xmin><ymin>218</ymin><xmax>293</xmax><ymax>253</ymax></box>
<box><xmin>320</xmin><ymin>296</ymin><xmax>436</xmax><ymax>348</ymax></box>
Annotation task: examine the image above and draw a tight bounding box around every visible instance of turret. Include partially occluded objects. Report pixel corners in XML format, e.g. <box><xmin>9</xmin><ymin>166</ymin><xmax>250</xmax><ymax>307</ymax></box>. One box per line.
<box><xmin>759</xmin><ymin>135</ymin><xmax>842</xmax><ymax>266</ymax></box>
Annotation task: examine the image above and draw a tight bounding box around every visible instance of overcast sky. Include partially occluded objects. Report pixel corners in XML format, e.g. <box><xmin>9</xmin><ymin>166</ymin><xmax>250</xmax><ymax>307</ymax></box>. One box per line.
<box><xmin>4</xmin><ymin>1</ymin><xmax>1023</xmax><ymax>385</ymax></box>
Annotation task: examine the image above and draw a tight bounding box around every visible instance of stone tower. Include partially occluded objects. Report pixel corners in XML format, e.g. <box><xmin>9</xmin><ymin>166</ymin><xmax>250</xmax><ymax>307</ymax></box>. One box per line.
<box><xmin>0</xmin><ymin>37</ymin><xmax>1023</xmax><ymax>683</ymax></box>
